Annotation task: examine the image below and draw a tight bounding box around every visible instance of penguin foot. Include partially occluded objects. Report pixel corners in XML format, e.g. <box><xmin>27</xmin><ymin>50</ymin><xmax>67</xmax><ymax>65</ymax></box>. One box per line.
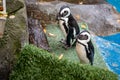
<box><xmin>62</xmin><ymin>44</ymin><xmax>71</xmax><ymax>49</ymax></box>
<box><xmin>59</xmin><ymin>39</ymin><xmax>66</xmax><ymax>45</ymax></box>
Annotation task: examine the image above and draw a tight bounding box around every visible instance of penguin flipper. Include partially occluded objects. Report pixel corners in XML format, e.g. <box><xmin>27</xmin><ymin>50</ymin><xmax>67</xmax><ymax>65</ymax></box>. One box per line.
<box><xmin>89</xmin><ymin>50</ymin><xmax>94</xmax><ymax>65</ymax></box>
<box><xmin>88</xmin><ymin>41</ymin><xmax>95</xmax><ymax>65</ymax></box>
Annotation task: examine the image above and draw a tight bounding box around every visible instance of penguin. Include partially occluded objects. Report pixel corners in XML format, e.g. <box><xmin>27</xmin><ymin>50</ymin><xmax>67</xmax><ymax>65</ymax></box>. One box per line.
<box><xmin>75</xmin><ymin>30</ymin><xmax>94</xmax><ymax>65</ymax></box>
<box><xmin>56</xmin><ymin>6</ymin><xmax>70</xmax><ymax>37</ymax></box>
<box><xmin>56</xmin><ymin>6</ymin><xmax>80</xmax><ymax>48</ymax></box>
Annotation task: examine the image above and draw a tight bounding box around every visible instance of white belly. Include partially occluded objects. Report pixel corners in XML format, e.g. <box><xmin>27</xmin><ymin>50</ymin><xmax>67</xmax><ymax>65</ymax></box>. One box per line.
<box><xmin>76</xmin><ymin>42</ymin><xmax>89</xmax><ymax>64</ymax></box>
<box><xmin>59</xmin><ymin>20</ymin><xmax>67</xmax><ymax>37</ymax></box>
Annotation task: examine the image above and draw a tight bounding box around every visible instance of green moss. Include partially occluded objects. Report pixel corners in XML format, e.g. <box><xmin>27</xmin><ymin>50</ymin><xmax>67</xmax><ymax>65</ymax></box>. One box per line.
<box><xmin>9</xmin><ymin>45</ymin><xmax>118</xmax><ymax>80</ymax></box>
<box><xmin>46</xmin><ymin>24</ymin><xmax>107</xmax><ymax>68</ymax></box>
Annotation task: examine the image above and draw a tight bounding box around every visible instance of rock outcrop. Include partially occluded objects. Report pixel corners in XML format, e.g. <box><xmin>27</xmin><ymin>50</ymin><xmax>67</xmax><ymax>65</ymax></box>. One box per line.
<box><xmin>31</xmin><ymin>1</ymin><xmax>120</xmax><ymax>36</ymax></box>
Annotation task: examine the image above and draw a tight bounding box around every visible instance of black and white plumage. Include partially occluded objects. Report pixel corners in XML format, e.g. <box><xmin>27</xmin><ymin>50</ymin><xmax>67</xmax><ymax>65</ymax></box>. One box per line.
<box><xmin>56</xmin><ymin>6</ymin><xmax>80</xmax><ymax>48</ymax></box>
<box><xmin>75</xmin><ymin>30</ymin><xmax>94</xmax><ymax>65</ymax></box>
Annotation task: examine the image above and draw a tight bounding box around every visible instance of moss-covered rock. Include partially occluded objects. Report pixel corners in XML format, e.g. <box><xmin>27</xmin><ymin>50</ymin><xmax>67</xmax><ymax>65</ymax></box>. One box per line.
<box><xmin>9</xmin><ymin>45</ymin><xmax>118</xmax><ymax>80</ymax></box>
<box><xmin>6</xmin><ymin>0</ymin><xmax>24</xmax><ymax>15</ymax></box>
<box><xmin>0</xmin><ymin>31</ymin><xmax>8</xmax><ymax>48</ymax></box>
<box><xmin>0</xmin><ymin>0</ymin><xmax>28</xmax><ymax>80</ymax></box>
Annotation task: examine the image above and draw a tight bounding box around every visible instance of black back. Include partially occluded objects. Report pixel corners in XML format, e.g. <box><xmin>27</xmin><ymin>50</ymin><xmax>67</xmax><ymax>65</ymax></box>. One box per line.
<box><xmin>87</xmin><ymin>40</ymin><xmax>94</xmax><ymax>65</ymax></box>
<box><xmin>68</xmin><ymin>14</ymin><xmax>80</xmax><ymax>36</ymax></box>
<box><xmin>78</xmin><ymin>40</ymin><xmax>94</xmax><ymax>65</ymax></box>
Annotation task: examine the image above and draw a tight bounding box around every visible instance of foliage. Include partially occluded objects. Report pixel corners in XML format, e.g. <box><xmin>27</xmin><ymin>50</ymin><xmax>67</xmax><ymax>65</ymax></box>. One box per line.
<box><xmin>10</xmin><ymin>45</ymin><xmax>118</xmax><ymax>80</ymax></box>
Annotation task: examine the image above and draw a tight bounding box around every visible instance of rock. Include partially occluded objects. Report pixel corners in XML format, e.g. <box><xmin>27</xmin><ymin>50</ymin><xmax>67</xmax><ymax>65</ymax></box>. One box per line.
<box><xmin>0</xmin><ymin>0</ymin><xmax>28</xmax><ymax>80</ymax></box>
<box><xmin>70</xmin><ymin>4</ymin><xmax>120</xmax><ymax>36</ymax></box>
<box><xmin>32</xmin><ymin>1</ymin><xmax>120</xmax><ymax>36</ymax></box>
<box><xmin>37</xmin><ymin>0</ymin><xmax>106</xmax><ymax>4</ymax></box>
<box><xmin>25</xmin><ymin>0</ymin><xmax>50</xmax><ymax>51</ymax></box>
<box><xmin>6</xmin><ymin>0</ymin><xmax>24</xmax><ymax>15</ymax></box>
<box><xmin>83</xmin><ymin>0</ymin><xmax>106</xmax><ymax>4</ymax></box>
<box><xmin>28</xmin><ymin>18</ymin><xmax>50</xmax><ymax>51</ymax></box>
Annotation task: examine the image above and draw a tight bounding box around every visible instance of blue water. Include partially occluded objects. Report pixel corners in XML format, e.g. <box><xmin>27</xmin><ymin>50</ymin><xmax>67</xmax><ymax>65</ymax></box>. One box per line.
<box><xmin>94</xmin><ymin>33</ymin><xmax>120</xmax><ymax>79</ymax></box>
<box><xmin>101</xmin><ymin>33</ymin><xmax>120</xmax><ymax>45</ymax></box>
<box><xmin>102</xmin><ymin>0</ymin><xmax>120</xmax><ymax>78</ymax></box>
<box><xmin>107</xmin><ymin>0</ymin><xmax>120</xmax><ymax>12</ymax></box>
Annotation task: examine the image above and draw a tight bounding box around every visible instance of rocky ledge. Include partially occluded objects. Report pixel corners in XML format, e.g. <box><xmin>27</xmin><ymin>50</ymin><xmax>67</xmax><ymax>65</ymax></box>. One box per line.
<box><xmin>28</xmin><ymin>1</ymin><xmax>120</xmax><ymax>36</ymax></box>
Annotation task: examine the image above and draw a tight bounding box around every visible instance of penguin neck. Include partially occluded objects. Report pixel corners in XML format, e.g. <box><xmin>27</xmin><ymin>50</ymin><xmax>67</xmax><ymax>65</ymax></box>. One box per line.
<box><xmin>60</xmin><ymin>17</ymin><xmax>68</xmax><ymax>22</ymax></box>
<box><xmin>77</xmin><ymin>40</ymin><xmax>87</xmax><ymax>47</ymax></box>
<box><xmin>77</xmin><ymin>40</ymin><xmax>90</xmax><ymax>53</ymax></box>
<box><xmin>68</xmin><ymin>14</ymin><xmax>74</xmax><ymax>21</ymax></box>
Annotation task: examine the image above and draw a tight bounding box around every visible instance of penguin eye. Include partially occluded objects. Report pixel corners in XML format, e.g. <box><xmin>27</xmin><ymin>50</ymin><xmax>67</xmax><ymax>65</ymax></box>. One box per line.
<box><xmin>84</xmin><ymin>35</ymin><xmax>88</xmax><ymax>40</ymax></box>
<box><xmin>61</xmin><ymin>11</ymin><xmax>68</xmax><ymax>17</ymax></box>
<box><xmin>64</xmin><ymin>11</ymin><xmax>68</xmax><ymax>14</ymax></box>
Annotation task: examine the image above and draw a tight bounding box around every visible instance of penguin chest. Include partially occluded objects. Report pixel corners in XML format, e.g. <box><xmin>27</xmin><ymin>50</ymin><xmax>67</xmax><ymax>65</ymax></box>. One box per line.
<box><xmin>76</xmin><ymin>43</ymin><xmax>89</xmax><ymax>64</ymax></box>
<box><xmin>59</xmin><ymin>20</ymin><xmax>67</xmax><ymax>37</ymax></box>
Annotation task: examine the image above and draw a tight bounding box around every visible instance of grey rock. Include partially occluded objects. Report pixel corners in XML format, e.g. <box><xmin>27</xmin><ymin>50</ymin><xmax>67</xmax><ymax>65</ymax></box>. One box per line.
<box><xmin>25</xmin><ymin>0</ymin><xmax>50</xmax><ymax>51</ymax></box>
<box><xmin>34</xmin><ymin>1</ymin><xmax>120</xmax><ymax>36</ymax></box>
<box><xmin>37</xmin><ymin>0</ymin><xmax>106</xmax><ymax>4</ymax></box>
<box><xmin>28</xmin><ymin>18</ymin><xmax>50</xmax><ymax>51</ymax></box>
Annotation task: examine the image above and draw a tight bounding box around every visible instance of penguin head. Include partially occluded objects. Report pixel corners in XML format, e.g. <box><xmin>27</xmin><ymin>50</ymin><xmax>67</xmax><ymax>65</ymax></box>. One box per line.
<box><xmin>57</xmin><ymin>6</ymin><xmax>71</xmax><ymax>20</ymax></box>
<box><xmin>76</xmin><ymin>30</ymin><xmax>91</xmax><ymax>44</ymax></box>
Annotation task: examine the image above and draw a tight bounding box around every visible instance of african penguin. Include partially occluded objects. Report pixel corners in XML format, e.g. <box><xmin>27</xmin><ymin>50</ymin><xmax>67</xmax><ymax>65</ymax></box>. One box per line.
<box><xmin>56</xmin><ymin>6</ymin><xmax>80</xmax><ymax>48</ymax></box>
<box><xmin>75</xmin><ymin>30</ymin><xmax>94</xmax><ymax>65</ymax></box>
<box><xmin>56</xmin><ymin>6</ymin><xmax>70</xmax><ymax>37</ymax></box>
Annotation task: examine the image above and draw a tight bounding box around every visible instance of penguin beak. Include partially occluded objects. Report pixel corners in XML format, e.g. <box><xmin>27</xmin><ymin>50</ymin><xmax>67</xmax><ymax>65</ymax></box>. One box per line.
<box><xmin>75</xmin><ymin>34</ymin><xmax>78</xmax><ymax>39</ymax></box>
<box><xmin>56</xmin><ymin>13</ymin><xmax>60</xmax><ymax>20</ymax></box>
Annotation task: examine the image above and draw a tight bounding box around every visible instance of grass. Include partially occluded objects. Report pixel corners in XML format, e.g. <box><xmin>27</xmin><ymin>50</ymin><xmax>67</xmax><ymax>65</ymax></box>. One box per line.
<box><xmin>9</xmin><ymin>45</ymin><xmax>118</xmax><ymax>80</ymax></box>
<box><xmin>46</xmin><ymin>23</ymin><xmax>107</xmax><ymax>69</ymax></box>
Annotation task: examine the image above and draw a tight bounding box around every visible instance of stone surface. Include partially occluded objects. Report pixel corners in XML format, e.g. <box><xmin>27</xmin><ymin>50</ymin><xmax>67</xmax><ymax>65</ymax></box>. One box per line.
<box><xmin>6</xmin><ymin>0</ymin><xmax>24</xmax><ymax>15</ymax></box>
<box><xmin>25</xmin><ymin>0</ymin><xmax>50</xmax><ymax>51</ymax></box>
<box><xmin>37</xmin><ymin>0</ymin><xmax>106</xmax><ymax>4</ymax></box>
<box><xmin>28</xmin><ymin>18</ymin><xmax>50</xmax><ymax>51</ymax></box>
<box><xmin>30</xmin><ymin>1</ymin><xmax>120</xmax><ymax>36</ymax></box>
